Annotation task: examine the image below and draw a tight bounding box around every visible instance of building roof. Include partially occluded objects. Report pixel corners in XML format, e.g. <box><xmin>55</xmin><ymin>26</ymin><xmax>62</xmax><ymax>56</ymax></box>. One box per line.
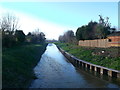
<box><xmin>107</xmin><ymin>31</ymin><xmax>120</xmax><ymax>37</ymax></box>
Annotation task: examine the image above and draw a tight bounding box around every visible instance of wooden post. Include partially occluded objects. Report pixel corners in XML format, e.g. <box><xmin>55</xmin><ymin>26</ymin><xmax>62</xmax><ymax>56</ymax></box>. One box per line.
<box><xmin>78</xmin><ymin>61</ymin><xmax>80</xmax><ymax>67</ymax></box>
<box><xmin>100</xmin><ymin>68</ymin><xmax>103</xmax><ymax>75</ymax></box>
<box><xmin>82</xmin><ymin>62</ymin><xmax>84</xmax><ymax>67</ymax></box>
<box><xmin>108</xmin><ymin>70</ymin><xmax>112</xmax><ymax>77</ymax></box>
<box><xmin>90</xmin><ymin>65</ymin><xmax>92</xmax><ymax>70</ymax></box>
<box><xmin>94</xmin><ymin>66</ymin><xmax>97</xmax><ymax>72</ymax></box>
<box><xmin>86</xmin><ymin>64</ymin><xmax>87</xmax><ymax>68</ymax></box>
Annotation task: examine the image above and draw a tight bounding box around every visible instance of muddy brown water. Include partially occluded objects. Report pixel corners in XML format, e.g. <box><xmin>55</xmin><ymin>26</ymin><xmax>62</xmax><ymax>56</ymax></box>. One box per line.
<box><xmin>29</xmin><ymin>43</ymin><xmax>120</xmax><ymax>88</ymax></box>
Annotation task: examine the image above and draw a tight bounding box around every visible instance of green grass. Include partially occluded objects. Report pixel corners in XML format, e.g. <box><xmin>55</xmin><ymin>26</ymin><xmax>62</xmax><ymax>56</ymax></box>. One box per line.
<box><xmin>55</xmin><ymin>42</ymin><xmax>120</xmax><ymax>70</ymax></box>
<box><xmin>2</xmin><ymin>43</ymin><xmax>47</xmax><ymax>88</ymax></box>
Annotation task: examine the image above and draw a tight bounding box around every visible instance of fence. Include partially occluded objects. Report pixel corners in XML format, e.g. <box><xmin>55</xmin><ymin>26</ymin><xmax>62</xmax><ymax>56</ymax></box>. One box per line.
<box><xmin>79</xmin><ymin>39</ymin><xmax>110</xmax><ymax>48</ymax></box>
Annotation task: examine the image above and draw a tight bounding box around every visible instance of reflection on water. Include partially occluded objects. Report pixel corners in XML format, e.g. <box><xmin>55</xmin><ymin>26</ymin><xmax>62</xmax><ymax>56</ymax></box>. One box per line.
<box><xmin>30</xmin><ymin>43</ymin><xmax>120</xmax><ymax>88</ymax></box>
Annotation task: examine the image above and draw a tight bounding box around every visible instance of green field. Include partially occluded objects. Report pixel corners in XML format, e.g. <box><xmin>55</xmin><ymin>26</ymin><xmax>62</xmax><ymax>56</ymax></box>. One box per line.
<box><xmin>55</xmin><ymin>42</ymin><xmax>120</xmax><ymax>70</ymax></box>
<box><xmin>2</xmin><ymin>43</ymin><xmax>47</xmax><ymax>88</ymax></box>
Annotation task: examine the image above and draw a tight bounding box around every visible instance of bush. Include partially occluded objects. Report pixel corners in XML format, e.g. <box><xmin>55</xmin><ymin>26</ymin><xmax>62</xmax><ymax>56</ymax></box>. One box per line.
<box><xmin>2</xmin><ymin>33</ymin><xmax>16</xmax><ymax>48</ymax></box>
<box><xmin>15</xmin><ymin>30</ymin><xmax>25</xmax><ymax>43</ymax></box>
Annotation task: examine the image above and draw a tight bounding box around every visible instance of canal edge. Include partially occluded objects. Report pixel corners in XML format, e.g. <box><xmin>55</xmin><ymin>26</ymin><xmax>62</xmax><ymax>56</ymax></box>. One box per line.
<box><xmin>56</xmin><ymin>45</ymin><xmax>120</xmax><ymax>79</ymax></box>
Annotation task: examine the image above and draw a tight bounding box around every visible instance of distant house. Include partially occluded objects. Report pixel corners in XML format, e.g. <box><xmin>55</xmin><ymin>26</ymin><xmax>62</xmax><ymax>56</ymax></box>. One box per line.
<box><xmin>107</xmin><ymin>31</ymin><xmax>120</xmax><ymax>47</ymax></box>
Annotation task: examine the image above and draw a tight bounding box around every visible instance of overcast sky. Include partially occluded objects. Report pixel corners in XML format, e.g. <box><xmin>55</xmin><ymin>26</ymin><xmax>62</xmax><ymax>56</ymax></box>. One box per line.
<box><xmin>0</xmin><ymin>2</ymin><xmax>118</xmax><ymax>40</ymax></box>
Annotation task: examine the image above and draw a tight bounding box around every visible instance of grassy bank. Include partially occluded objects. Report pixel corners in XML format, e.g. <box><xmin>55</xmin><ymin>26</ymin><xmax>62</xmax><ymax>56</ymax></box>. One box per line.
<box><xmin>55</xmin><ymin>42</ymin><xmax>120</xmax><ymax>70</ymax></box>
<box><xmin>2</xmin><ymin>43</ymin><xmax>47</xmax><ymax>88</ymax></box>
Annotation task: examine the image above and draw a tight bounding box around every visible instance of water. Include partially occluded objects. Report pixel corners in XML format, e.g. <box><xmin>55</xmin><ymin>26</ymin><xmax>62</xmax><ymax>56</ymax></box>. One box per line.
<box><xmin>30</xmin><ymin>43</ymin><xmax>120</xmax><ymax>88</ymax></box>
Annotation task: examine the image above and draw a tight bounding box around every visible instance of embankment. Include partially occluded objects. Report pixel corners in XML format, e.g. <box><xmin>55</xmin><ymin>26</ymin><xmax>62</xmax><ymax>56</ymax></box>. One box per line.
<box><xmin>55</xmin><ymin>44</ymin><xmax>120</xmax><ymax>78</ymax></box>
<box><xmin>57</xmin><ymin>46</ymin><xmax>120</xmax><ymax>78</ymax></box>
<box><xmin>55</xmin><ymin>43</ymin><xmax>120</xmax><ymax>70</ymax></box>
<box><xmin>2</xmin><ymin>43</ymin><xmax>47</xmax><ymax>88</ymax></box>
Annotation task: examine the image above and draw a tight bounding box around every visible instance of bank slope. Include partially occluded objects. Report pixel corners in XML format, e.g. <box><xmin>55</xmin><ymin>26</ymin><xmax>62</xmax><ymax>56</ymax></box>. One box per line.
<box><xmin>2</xmin><ymin>43</ymin><xmax>47</xmax><ymax>88</ymax></box>
<box><xmin>55</xmin><ymin>43</ymin><xmax>120</xmax><ymax>70</ymax></box>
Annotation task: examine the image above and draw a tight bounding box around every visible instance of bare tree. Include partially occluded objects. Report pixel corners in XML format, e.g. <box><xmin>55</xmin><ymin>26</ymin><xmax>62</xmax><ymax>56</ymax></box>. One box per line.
<box><xmin>0</xmin><ymin>13</ymin><xmax>19</xmax><ymax>34</ymax></box>
<box><xmin>95</xmin><ymin>15</ymin><xmax>111</xmax><ymax>39</ymax></box>
<box><xmin>32</xmin><ymin>28</ymin><xmax>40</xmax><ymax>35</ymax></box>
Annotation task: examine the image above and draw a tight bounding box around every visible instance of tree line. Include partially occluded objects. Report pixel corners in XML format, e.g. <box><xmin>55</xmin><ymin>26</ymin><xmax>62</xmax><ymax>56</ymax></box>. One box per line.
<box><xmin>59</xmin><ymin>30</ymin><xmax>77</xmax><ymax>44</ymax></box>
<box><xmin>0</xmin><ymin>13</ymin><xmax>46</xmax><ymax>48</ymax></box>
<box><xmin>59</xmin><ymin>15</ymin><xmax>116</xmax><ymax>44</ymax></box>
